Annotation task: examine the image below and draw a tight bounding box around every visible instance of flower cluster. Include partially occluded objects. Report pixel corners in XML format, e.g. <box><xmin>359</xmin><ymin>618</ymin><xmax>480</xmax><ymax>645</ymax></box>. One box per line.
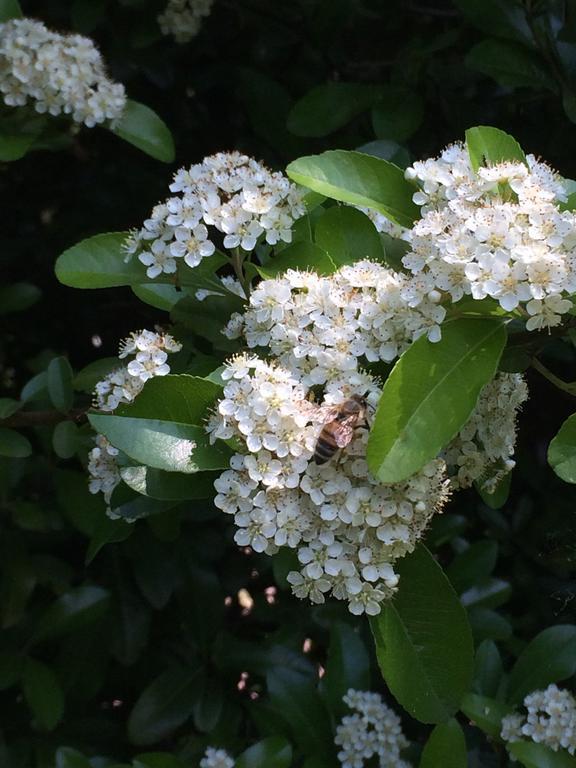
<box><xmin>199</xmin><ymin>747</ymin><xmax>234</xmax><ymax>768</ymax></box>
<box><xmin>124</xmin><ymin>151</ymin><xmax>306</xmax><ymax>280</ymax></box>
<box><xmin>335</xmin><ymin>689</ymin><xmax>411</xmax><ymax>768</ymax></box>
<box><xmin>88</xmin><ymin>330</ymin><xmax>182</xmax><ymax>508</ymax></box>
<box><xmin>402</xmin><ymin>143</ymin><xmax>576</xmax><ymax>331</ymax></box>
<box><xmin>209</xmin><ymin>355</ymin><xmax>449</xmax><ymax>616</ymax></box>
<box><xmin>501</xmin><ymin>684</ymin><xmax>576</xmax><ymax>756</ymax></box>
<box><xmin>94</xmin><ymin>329</ymin><xmax>182</xmax><ymax>412</ymax></box>
<box><xmin>444</xmin><ymin>372</ymin><xmax>528</xmax><ymax>491</ymax></box>
<box><xmin>224</xmin><ymin>261</ymin><xmax>446</xmax><ymax>387</ymax></box>
<box><xmin>0</xmin><ymin>18</ymin><xmax>126</xmax><ymax>127</ymax></box>
<box><xmin>158</xmin><ymin>0</ymin><xmax>214</xmax><ymax>43</ymax></box>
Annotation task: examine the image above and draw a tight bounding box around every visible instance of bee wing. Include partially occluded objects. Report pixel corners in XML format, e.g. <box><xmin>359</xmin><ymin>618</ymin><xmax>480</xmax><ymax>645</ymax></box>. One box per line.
<box><xmin>319</xmin><ymin>405</ymin><xmax>341</xmax><ymax>424</ymax></box>
<box><xmin>333</xmin><ymin>420</ymin><xmax>356</xmax><ymax>448</ymax></box>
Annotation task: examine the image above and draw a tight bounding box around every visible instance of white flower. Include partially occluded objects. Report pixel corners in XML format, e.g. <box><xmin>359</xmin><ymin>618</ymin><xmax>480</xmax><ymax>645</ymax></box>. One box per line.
<box><xmin>127</xmin><ymin>152</ymin><xmax>305</xmax><ymax>278</ymax></box>
<box><xmin>158</xmin><ymin>0</ymin><xmax>214</xmax><ymax>44</ymax></box>
<box><xmin>501</xmin><ymin>684</ymin><xmax>576</xmax><ymax>756</ymax></box>
<box><xmin>199</xmin><ymin>746</ymin><xmax>234</xmax><ymax>768</ymax></box>
<box><xmin>0</xmin><ymin>19</ymin><xmax>126</xmax><ymax>127</ymax></box>
<box><xmin>335</xmin><ymin>689</ymin><xmax>411</xmax><ymax>768</ymax></box>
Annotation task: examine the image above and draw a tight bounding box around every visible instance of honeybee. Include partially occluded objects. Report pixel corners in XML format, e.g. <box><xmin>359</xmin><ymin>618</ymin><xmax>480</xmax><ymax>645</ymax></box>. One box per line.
<box><xmin>313</xmin><ymin>394</ymin><xmax>369</xmax><ymax>465</ymax></box>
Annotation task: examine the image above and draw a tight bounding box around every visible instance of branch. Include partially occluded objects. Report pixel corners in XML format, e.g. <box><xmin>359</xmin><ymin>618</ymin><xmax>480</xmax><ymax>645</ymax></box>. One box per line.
<box><xmin>0</xmin><ymin>408</ymin><xmax>88</xmax><ymax>429</ymax></box>
<box><xmin>531</xmin><ymin>358</ymin><xmax>576</xmax><ymax>396</ymax></box>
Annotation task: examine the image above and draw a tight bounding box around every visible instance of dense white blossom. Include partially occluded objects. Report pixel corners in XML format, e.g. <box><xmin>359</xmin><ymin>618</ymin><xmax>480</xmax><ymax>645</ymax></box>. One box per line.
<box><xmin>88</xmin><ymin>330</ymin><xmax>182</xmax><ymax>509</ymax></box>
<box><xmin>501</xmin><ymin>684</ymin><xmax>576</xmax><ymax>756</ymax></box>
<box><xmin>209</xmin><ymin>355</ymin><xmax>449</xmax><ymax>615</ymax></box>
<box><xmin>125</xmin><ymin>152</ymin><xmax>305</xmax><ymax>280</ymax></box>
<box><xmin>0</xmin><ymin>18</ymin><xmax>126</xmax><ymax>127</ymax></box>
<box><xmin>199</xmin><ymin>747</ymin><xmax>234</xmax><ymax>768</ymax></box>
<box><xmin>402</xmin><ymin>143</ymin><xmax>576</xmax><ymax>330</ymax></box>
<box><xmin>335</xmin><ymin>689</ymin><xmax>411</xmax><ymax>768</ymax></box>
<box><xmin>224</xmin><ymin>261</ymin><xmax>446</xmax><ymax>389</ymax></box>
<box><xmin>158</xmin><ymin>0</ymin><xmax>214</xmax><ymax>43</ymax></box>
<box><xmin>444</xmin><ymin>373</ymin><xmax>528</xmax><ymax>491</ymax></box>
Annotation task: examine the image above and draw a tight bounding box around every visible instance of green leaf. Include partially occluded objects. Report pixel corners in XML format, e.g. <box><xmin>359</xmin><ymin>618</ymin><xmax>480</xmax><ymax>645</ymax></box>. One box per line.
<box><xmin>55</xmin><ymin>232</ymin><xmax>147</xmax><ymax>289</ymax></box>
<box><xmin>132</xmin><ymin>283</ymin><xmax>182</xmax><ymax>311</ymax></box>
<box><xmin>370</xmin><ymin>545</ymin><xmax>473</xmax><ymax>724</ymax></box>
<box><xmin>473</xmin><ymin>639</ymin><xmax>504</xmax><ymax>698</ymax></box>
<box><xmin>0</xmin><ymin>398</ymin><xmax>21</xmax><ymax>418</ymax></box>
<box><xmin>466</xmin><ymin>39</ymin><xmax>556</xmax><ymax>91</ymax></box>
<box><xmin>55</xmin><ymin>747</ymin><xmax>92</xmax><ymax>768</ymax></box>
<box><xmin>22</xmin><ymin>659</ymin><xmax>64</xmax><ymax>731</ymax></box>
<box><xmin>419</xmin><ymin>718</ymin><xmax>467</xmax><ymax>768</ymax></box>
<box><xmin>288</xmin><ymin>83</ymin><xmax>385</xmax><ymax>138</ymax></box>
<box><xmin>452</xmin><ymin>0</ymin><xmax>531</xmax><ymax>42</ymax></box>
<box><xmin>47</xmin><ymin>356</ymin><xmax>74</xmax><ymax>413</ymax></box>
<box><xmin>367</xmin><ymin>318</ymin><xmax>507</xmax><ymax>483</ymax></box>
<box><xmin>507</xmin><ymin>625</ymin><xmax>576</xmax><ymax>704</ymax></box>
<box><xmin>0</xmin><ymin>282</ymin><xmax>41</xmax><ymax>314</ymax></box>
<box><xmin>0</xmin><ymin>428</ymin><xmax>32</xmax><ymax>458</ymax></box>
<box><xmin>236</xmin><ymin>737</ymin><xmax>293</xmax><ymax>768</ymax></box>
<box><xmin>133</xmin><ymin>754</ymin><xmax>185</xmax><ymax>768</ymax></box>
<box><xmin>287</xmin><ymin>150</ymin><xmax>419</xmax><ymax>228</ymax></box>
<box><xmin>127</xmin><ymin>666</ymin><xmax>201</xmax><ymax>746</ymax></box>
<box><xmin>468</xmin><ymin>607</ymin><xmax>512</xmax><ymax>643</ymax></box>
<box><xmin>267</xmin><ymin>668</ymin><xmax>334</xmax><ymax>756</ymax></box>
<box><xmin>0</xmin><ymin>0</ymin><xmax>22</xmax><ymax>23</ymax></box>
<box><xmin>371</xmin><ymin>87</ymin><xmax>423</xmax><ymax>142</ymax></box>
<box><xmin>321</xmin><ymin>622</ymin><xmax>370</xmax><ymax>718</ymax></box>
<box><xmin>89</xmin><ymin>413</ymin><xmax>230</xmax><ymax>474</ymax></box>
<box><xmin>109</xmin><ymin>494</ymin><xmax>178</xmax><ymax>523</ymax></box>
<box><xmin>52</xmin><ymin>421</ymin><xmax>79</xmax><ymax>459</ymax></box>
<box><xmin>314</xmin><ymin>206</ymin><xmax>384</xmax><ymax>266</ymax></box>
<box><xmin>258</xmin><ymin>242</ymin><xmax>336</xmax><ymax>278</ymax></box>
<box><xmin>115</xmin><ymin>374</ymin><xmax>222</xmax><ymax>425</ymax></box>
<box><xmin>447</xmin><ymin>541</ymin><xmax>498</xmax><ymax>594</ymax></box>
<box><xmin>465</xmin><ymin>126</ymin><xmax>528</xmax><ymax>171</ymax></box>
<box><xmin>120</xmin><ymin>466</ymin><xmax>218</xmax><ymax>500</ymax></box>
<box><xmin>548</xmin><ymin>414</ymin><xmax>576</xmax><ymax>483</ymax></box>
<box><xmin>110</xmin><ymin>100</ymin><xmax>175</xmax><ymax>163</ymax></box>
<box><xmin>476</xmin><ymin>471</ymin><xmax>512</xmax><ymax>509</ymax></box>
<box><xmin>508</xmin><ymin>742</ymin><xmax>576</xmax><ymax>768</ymax></box>
<box><xmin>460</xmin><ymin>693</ymin><xmax>511</xmax><ymax>739</ymax></box>
<box><xmin>30</xmin><ymin>585</ymin><xmax>111</xmax><ymax>645</ymax></box>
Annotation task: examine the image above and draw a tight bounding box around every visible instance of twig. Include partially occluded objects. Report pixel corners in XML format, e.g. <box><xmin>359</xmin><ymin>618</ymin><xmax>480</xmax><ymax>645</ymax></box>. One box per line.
<box><xmin>0</xmin><ymin>408</ymin><xmax>88</xmax><ymax>429</ymax></box>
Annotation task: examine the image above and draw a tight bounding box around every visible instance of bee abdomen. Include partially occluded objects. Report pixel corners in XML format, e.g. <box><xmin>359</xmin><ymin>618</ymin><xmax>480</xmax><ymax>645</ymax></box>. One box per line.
<box><xmin>313</xmin><ymin>437</ymin><xmax>337</xmax><ymax>464</ymax></box>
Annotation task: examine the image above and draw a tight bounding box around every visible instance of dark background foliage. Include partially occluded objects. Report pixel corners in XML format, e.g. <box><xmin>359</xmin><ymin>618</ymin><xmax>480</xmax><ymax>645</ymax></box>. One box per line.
<box><xmin>2</xmin><ymin>1</ymin><xmax>576</xmax><ymax>766</ymax></box>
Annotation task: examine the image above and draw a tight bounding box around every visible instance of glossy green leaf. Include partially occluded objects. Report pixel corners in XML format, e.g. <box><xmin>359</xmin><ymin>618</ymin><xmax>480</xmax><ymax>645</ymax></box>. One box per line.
<box><xmin>287</xmin><ymin>150</ymin><xmax>419</xmax><ymax>228</ymax></box>
<box><xmin>314</xmin><ymin>206</ymin><xmax>384</xmax><ymax>266</ymax></box>
<box><xmin>22</xmin><ymin>659</ymin><xmax>64</xmax><ymax>731</ymax></box>
<box><xmin>55</xmin><ymin>747</ymin><xmax>92</xmax><ymax>768</ymax></box>
<box><xmin>110</xmin><ymin>99</ymin><xmax>175</xmax><ymax>163</ymax></box>
<box><xmin>55</xmin><ymin>232</ymin><xmax>147</xmax><ymax>289</ymax></box>
<box><xmin>132</xmin><ymin>283</ymin><xmax>182</xmax><ymax>311</ymax></box>
<box><xmin>460</xmin><ymin>693</ymin><xmax>511</xmax><ymax>738</ymax></box>
<box><xmin>257</xmin><ymin>241</ymin><xmax>335</xmax><ymax>278</ymax></box>
<box><xmin>115</xmin><ymin>374</ymin><xmax>222</xmax><ymax>425</ymax></box>
<box><xmin>288</xmin><ymin>82</ymin><xmax>384</xmax><ymax>138</ymax></box>
<box><xmin>507</xmin><ymin>625</ymin><xmax>576</xmax><ymax>704</ymax></box>
<box><xmin>0</xmin><ymin>0</ymin><xmax>22</xmax><ymax>23</ymax></box>
<box><xmin>89</xmin><ymin>413</ymin><xmax>230</xmax><ymax>473</ymax></box>
<box><xmin>267</xmin><ymin>668</ymin><xmax>334</xmax><ymax>756</ymax></box>
<box><xmin>367</xmin><ymin>318</ymin><xmax>507</xmax><ymax>483</ymax></box>
<box><xmin>465</xmin><ymin>126</ymin><xmax>528</xmax><ymax>171</ymax></box>
<box><xmin>127</xmin><ymin>666</ymin><xmax>201</xmax><ymax>746</ymax></box>
<box><xmin>47</xmin><ymin>356</ymin><xmax>74</xmax><ymax>413</ymax></box>
<box><xmin>370</xmin><ymin>545</ymin><xmax>473</xmax><ymax>723</ymax></box>
<box><xmin>120</xmin><ymin>466</ymin><xmax>218</xmax><ymax>500</ymax></box>
<box><xmin>466</xmin><ymin>40</ymin><xmax>555</xmax><ymax>91</ymax></box>
<box><xmin>30</xmin><ymin>585</ymin><xmax>111</xmax><ymax>645</ymax></box>
<box><xmin>0</xmin><ymin>282</ymin><xmax>41</xmax><ymax>314</ymax></box>
<box><xmin>52</xmin><ymin>421</ymin><xmax>79</xmax><ymax>459</ymax></box>
<box><xmin>372</xmin><ymin>87</ymin><xmax>423</xmax><ymax>142</ymax></box>
<box><xmin>447</xmin><ymin>541</ymin><xmax>498</xmax><ymax>594</ymax></box>
<box><xmin>472</xmin><ymin>639</ymin><xmax>504</xmax><ymax>698</ymax></box>
<box><xmin>548</xmin><ymin>414</ymin><xmax>576</xmax><ymax>483</ymax></box>
<box><xmin>236</xmin><ymin>736</ymin><xmax>292</xmax><ymax>768</ymax></box>
<box><xmin>322</xmin><ymin>622</ymin><xmax>370</xmax><ymax>718</ymax></box>
<box><xmin>468</xmin><ymin>607</ymin><xmax>512</xmax><ymax>643</ymax></box>
<box><xmin>508</xmin><ymin>742</ymin><xmax>576</xmax><ymax>768</ymax></box>
<box><xmin>419</xmin><ymin>718</ymin><xmax>467</xmax><ymax>768</ymax></box>
<box><xmin>0</xmin><ymin>428</ymin><xmax>31</xmax><ymax>458</ymax></box>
